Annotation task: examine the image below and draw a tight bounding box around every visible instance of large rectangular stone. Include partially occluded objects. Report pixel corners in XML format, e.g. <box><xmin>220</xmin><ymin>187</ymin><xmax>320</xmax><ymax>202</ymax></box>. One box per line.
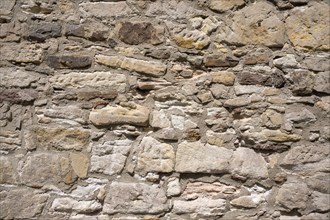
<box><xmin>79</xmin><ymin>2</ymin><xmax>132</xmax><ymax>18</ymax></box>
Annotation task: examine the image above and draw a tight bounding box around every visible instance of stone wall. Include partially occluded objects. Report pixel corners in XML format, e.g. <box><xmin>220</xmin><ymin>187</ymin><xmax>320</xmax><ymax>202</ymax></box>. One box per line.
<box><xmin>0</xmin><ymin>0</ymin><xmax>329</xmax><ymax>219</ymax></box>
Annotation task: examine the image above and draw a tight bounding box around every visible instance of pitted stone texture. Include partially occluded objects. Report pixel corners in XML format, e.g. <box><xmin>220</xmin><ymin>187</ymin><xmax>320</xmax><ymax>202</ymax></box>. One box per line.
<box><xmin>89</xmin><ymin>104</ymin><xmax>150</xmax><ymax>126</ymax></box>
<box><xmin>47</xmin><ymin>55</ymin><xmax>92</xmax><ymax>69</ymax></box>
<box><xmin>171</xmin><ymin>28</ymin><xmax>210</xmax><ymax>50</ymax></box>
<box><xmin>0</xmin><ymin>68</ymin><xmax>40</xmax><ymax>88</ymax></box>
<box><xmin>95</xmin><ymin>55</ymin><xmax>166</xmax><ymax>77</ymax></box>
<box><xmin>1</xmin><ymin>43</ymin><xmax>44</xmax><ymax>64</ymax></box>
<box><xmin>50</xmin><ymin>72</ymin><xmax>126</xmax><ymax>91</ymax></box>
<box><xmin>136</xmin><ymin>136</ymin><xmax>175</xmax><ymax>173</ymax></box>
<box><xmin>0</xmin><ymin>187</ymin><xmax>49</xmax><ymax>220</ymax></box>
<box><xmin>303</xmin><ymin>55</ymin><xmax>330</xmax><ymax>72</ymax></box>
<box><xmin>21</xmin><ymin>0</ymin><xmax>55</xmax><ymax>14</ymax></box>
<box><xmin>103</xmin><ymin>182</ymin><xmax>168</xmax><ymax>214</ymax></box>
<box><xmin>51</xmin><ymin>197</ymin><xmax>102</xmax><ymax>213</ymax></box>
<box><xmin>211</xmin><ymin>71</ymin><xmax>236</xmax><ymax>85</ymax></box>
<box><xmin>218</xmin><ymin>1</ymin><xmax>285</xmax><ymax>47</ymax></box>
<box><xmin>286</xmin><ymin>1</ymin><xmax>330</xmax><ymax>50</ymax></box>
<box><xmin>79</xmin><ymin>2</ymin><xmax>132</xmax><ymax>18</ymax></box>
<box><xmin>175</xmin><ymin>141</ymin><xmax>233</xmax><ymax>173</ymax></box>
<box><xmin>208</xmin><ymin>0</ymin><xmax>245</xmax><ymax>13</ymax></box>
<box><xmin>204</xmin><ymin>54</ymin><xmax>239</xmax><ymax>68</ymax></box>
<box><xmin>90</xmin><ymin>140</ymin><xmax>131</xmax><ymax>175</ymax></box>
<box><xmin>314</xmin><ymin>72</ymin><xmax>330</xmax><ymax>94</ymax></box>
<box><xmin>150</xmin><ymin>110</ymin><xmax>171</xmax><ymax>128</ymax></box>
<box><xmin>182</xmin><ymin>182</ymin><xmax>238</xmax><ymax>199</ymax></box>
<box><xmin>0</xmin><ymin>88</ymin><xmax>38</xmax><ymax>104</ymax></box>
<box><xmin>0</xmin><ymin>0</ymin><xmax>16</xmax><ymax>15</ymax></box>
<box><xmin>25</xmin><ymin>22</ymin><xmax>61</xmax><ymax>42</ymax></box>
<box><xmin>0</xmin><ymin>156</ymin><xmax>16</xmax><ymax>184</ymax></box>
<box><xmin>230</xmin><ymin>147</ymin><xmax>268</xmax><ymax>179</ymax></box>
<box><xmin>289</xmin><ymin>70</ymin><xmax>315</xmax><ymax>95</ymax></box>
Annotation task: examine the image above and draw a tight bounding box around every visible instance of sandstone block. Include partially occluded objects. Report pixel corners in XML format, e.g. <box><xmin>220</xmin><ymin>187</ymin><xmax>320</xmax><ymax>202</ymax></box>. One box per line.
<box><xmin>288</xmin><ymin>70</ymin><xmax>315</xmax><ymax>95</ymax></box>
<box><xmin>70</xmin><ymin>153</ymin><xmax>89</xmax><ymax>178</ymax></box>
<box><xmin>0</xmin><ymin>0</ymin><xmax>16</xmax><ymax>15</ymax></box>
<box><xmin>276</xmin><ymin>181</ymin><xmax>309</xmax><ymax>211</ymax></box>
<box><xmin>0</xmin><ymin>187</ymin><xmax>49</xmax><ymax>219</ymax></box>
<box><xmin>211</xmin><ymin>71</ymin><xmax>236</xmax><ymax>86</ymax></box>
<box><xmin>224</xmin><ymin>97</ymin><xmax>251</xmax><ymax>108</ymax></box>
<box><xmin>208</xmin><ymin>0</ymin><xmax>245</xmax><ymax>13</ymax></box>
<box><xmin>314</xmin><ymin>72</ymin><xmax>330</xmax><ymax>94</ymax></box>
<box><xmin>79</xmin><ymin>2</ymin><xmax>132</xmax><ymax>18</ymax></box>
<box><xmin>303</xmin><ymin>55</ymin><xmax>330</xmax><ymax>72</ymax></box>
<box><xmin>1</xmin><ymin>43</ymin><xmax>44</xmax><ymax>64</ymax></box>
<box><xmin>0</xmin><ymin>68</ymin><xmax>40</xmax><ymax>88</ymax></box>
<box><xmin>103</xmin><ymin>182</ymin><xmax>168</xmax><ymax>214</ymax></box>
<box><xmin>172</xmin><ymin>29</ymin><xmax>210</xmax><ymax>50</ymax></box>
<box><xmin>89</xmin><ymin>104</ymin><xmax>150</xmax><ymax>126</ymax></box>
<box><xmin>0</xmin><ymin>156</ymin><xmax>15</xmax><ymax>184</ymax></box>
<box><xmin>150</xmin><ymin>110</ymin><xmax>171</xmax><ymax>128</ymax></box>
<box><xmin>175</xmin><ymin>141</ymin><xmax>233</xmax><ymax>173</ymax></box>
<box><xmin>136</xmin><ymin>136</ymin><xmax>175</xmax><ymax>173</ymax></box>
<box><xmin>182</xmin><ymin>182</ymin><xmax>238</xmax><ymax>199</ymax></box>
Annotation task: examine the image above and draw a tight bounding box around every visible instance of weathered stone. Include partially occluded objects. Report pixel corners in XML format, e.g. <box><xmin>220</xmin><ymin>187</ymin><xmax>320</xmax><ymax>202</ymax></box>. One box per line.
<box><xmin>211</xmin><ymin>71</ymin><xmax>236</xmax><ymax>86</ymax></box>
<box><xmin>208</xmin><ymin>0</ymin><xmax>245</xmax><ymax>13</ymax></box>
<box><xmin>0</xmin><ymin>0</ymin><xmax>16</xmax><ymax>15</ymax></box>
<box><xmin>118</xmin><ymin>22</ymin><xmax>164</xmax><ymax>45</ymax></box>
<box><xmin>89</xmin><ymin>104</ymin><xmax>149</xmax><ymax>126</ymax></box>
<box><xmin>230</xmin><ymin>147</ymin><xmax>268</xmax><ymax>179</ymax></box>
<box><xmin>244</xmin><ymin>49</ymin><xmax>271</xmax><ymax>65</ymax></box>
<box><xmin>288</xmin><ymin>70</ymin><xmax>315</xmax><ymax>95</ymax></box>
<box><xmin>273</xmin><ymin>54</ymin><xmax>299</xmax><ymax>69</ymax></box>
<box><xmin>0</xmin><ymin>88</ymin><xmax>38</xmax><ymax>104</ymax></box>
<box><xmin>64</xmin><ymin>23</ymin><xmax>85</xmax><ymax>38</ymax></box>
<box><xmin>285</xmin><ymin>108</ymin><xmax>316</xmax><ymax>127</ymax></box>
<box><xmin>79</xmin><ymin>2</ymin><xmax>132</xmax><ymax>18</ymax></box>
<box><xmin>150</xmin><ymin>110</ymin><xmax>171</xmax><ymax>128</ymax></box>
<box><xmin>286</xmin><ymin>2</ymin><xmax>330</xmax><ymax>50</ymax></box>
<box><xmin>95</xmin><ymin>55</ymin><xmax>166</xmax><ymax>77</ymax></box>
<box><xmin>210</xmin><ymin>84</ymin><xmax>230</xmax><ymax>99</ymax></box>
<box><xmin>1</xmin><ymin>43</ymin><xmax>44</xmax><ymax>63</ymax></box>
<box><xmin>314</xmin><ymin>71</ymin><xmax>330</xmax><ymax>94</ymax></box>
<box><xmin>276</xmin><ymin>180</ymin><xmax>309</xmax><ymax>211</ymax></box>
<box><xmin>77</xmin><ymin>87</ymin><xmax>118</xmax><ymax>101</ymax></box>
<box><xmin>261</xmin><ymin>109</ymin><xmax>283</xmax><ymax>129</ymax></box>
<box><xmin>21</xmin><ymin>152</ymin><xmax>76</xmax><ymax>187</ymax></box>
<box><xmin>50</xmin><ymin>72</ymin><xmax>126</xmax><ymax>91</ymax></box>
<box><xmin>0</xmin><ymin>130</ymin><xmax>21</xmax><ymax>151</ymax></box>
<box><xmin>306</xmin><ymin>173</ymin><xmax>330</xmax><ymax>194</ymax></box>
<box><xmin>204</xmin><ymin>54</ymin><xmax>239</xmax><ymax>67</ymax></box>
<box><xmin>25</xmin><ymin>22</ymin><xmax>61</xmax><ymax>42</ymax></box>
<box><xmin>262</xmin><ymin>129</ymin><xmax>301</xmax><ymax>142</ymax></box>
<box><xmin>103</xmin><ymin>182</ymin><xmax>168</xmax><ymax>214</ymax></box>
<box><xmin>26</xmin><ymin>125</ymin><xmax>90</xmax><ymax>151</ymax></box>
<box><xmin>51</xmin><ymin>197</ymin><xmax>102</xmax><ymax>213</ymax></box>
<box><xmin>70</xmin><ymin>153</ymin><xmax>89</xmax><ymax>178</ymax></box>
<box><xmin>206</xmin><ymin>129</ymin><xmax>235</xmax><ymax>147</ymax></box>
<box><xmin>0</xmin><ymin>187</ymin><xmax>49</xmax><ymax>219</ymax></box>
<box><xmin>218</xmin><ymin>2</ymin><xmax>285</xmax><ymax>47</ymax></box>
<box><xmin>197</xmin><ymin>91</ymin><xmax>213</xmax><ymax>104</ymax></box>
<box><xmin>21</xmin><ymin>0</ymin><xmax>55</xmax><ymax>14</ymax></box>
<box><xmin>182</xmin><ymin>182</ymin><xmax>238</xmax><ymax>199</ymax></box>
<box><xmin>304</xmin><ymin>55</ymin><xmax>330</xmax><ymax>72</ymax></box>
<box><xmin>312</xmin><ymin>191</ymin><xmax>330</xmax><ymax>212</ymax></box>
<box><xmin>136</xmin><ymin>136</ymin><xmax>175</xmax><ymax>173</ymax></box>
<box><xmin>173</xmin><ymin>197</ymin><xmax>226</xmax><ymax>216</ymax></box>
<box><xmin>301</xmin><ymin>213</ymin><xmax>330</xmax><ymax>220</ymax></box>
<box><xmin>0</xmin><ymin>68</ymin><xmax>40</xmax><ymax>88</ymax></box>
<box><xmin>237</xmin><ymin>72</ymin><xmax>272</xmax><ymax>87</ymax></box>
<box><xmin>167</xmin><ymin>177</ymin><xmax>181</xmax><ymax>197</ymax></box>
<box><xmin>47</xmin><ymin>55</ymin><xmax>92</xmax><ymax>69</ymax></box>
<box><xmin>0</xmin><ymin>156</ymin><xmax>15</xmax><ymax>184</ymax></box>
<box><xmin>224</xmin><ymin>96</ymin><xmax>251</xmax><ymax>108</ymax></box>
<box><xmin>90</xmin><ymin>140</ymin><xmax>131</xmax><ymax>176</ymax></box>
<box><xmin>175</xmin><ymin>141</ymin><xmax>233</xmax><ymax>173</ymax></box>
<box><xmin>171</xmin><ymin>29</ymin><xmax>210</xmax><ymax>50</ymax></box>
<box><xmin>230</xmin><ymin>196</ymin><xmax>258</xmax><ymax>208</ymax></box>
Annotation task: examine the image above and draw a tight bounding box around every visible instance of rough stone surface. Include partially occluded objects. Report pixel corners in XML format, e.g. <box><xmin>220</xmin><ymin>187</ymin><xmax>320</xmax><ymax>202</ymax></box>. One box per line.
<box><xmin>79</xmin><ymin>2</ymin><xmax>132</xmax><ymax>18</ymax></box>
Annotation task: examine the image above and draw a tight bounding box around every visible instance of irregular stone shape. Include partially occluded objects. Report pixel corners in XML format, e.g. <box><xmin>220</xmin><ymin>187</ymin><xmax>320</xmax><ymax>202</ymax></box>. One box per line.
<box><xmin>211</xmin><ymin>71</ymin><xmax>236</xmax><ymax>86</ymax></box>
<box><xmin>0</xmin><ymin>88</ymin><xmax>38</xmax><ymax>104</ymax></box>
<box><xmin>150</xmin><ymin>110</ymin><xmax>171</xmax><ymax>128</ymax></box>
<box><xmin>47</xmin><ymin>55</ymin><xmax>92</xmax><ymax>69</ymax></box>
<box><xmin>280</xmin><ymin>145</ymin><xmax>329</xmax><ymax>166</ymax></box>
<box><xmin>261</xmin><ymin>109</ymin><xmax>283</xmax><ymax>129</ymax></box>
<box><xmin>276</xmin><ymin>181</ymin><xmax>309</xmax><ymax>211</ymax></box>
<box><xmin>21</xmin><ymin>152</ymin><xmax>76</xmax><ymax>187</ymax></box>
<box><xmin>77</xmin><ymin>87</ymin><xmax>118</xmax><ymax>101</ymax></box>
<box><xmin>0</xmin><ymin>0</ymin><xmax>16</xmax><ymax>15</ymax></box>
<box><xmin>136</xmin><ymin>136</ymin><xmax>175</xmax><ymax>173</ymax></box>
<box><xmin>89</xmin><ymin>104</ymin><xmax>150</xmax><ymax>126</ymax></box>
<box><xmin>21</xmin><ymin>0</ymin><xmax>55</xmax><ymax>14</ymax></box>
<box><xmin>204</xmin><ymin>54</ymin><xmax>239</xmax><ymax>67</ymax></box>
<box><xmin>167</xmin><ymin>177</ymin><xmax>181</xmax><ymax>197</ymax></box>
<box><xmin>118</xmin><ymin>22</ymin><xmax>164</xmax><ymax>45</ymax></box>
<box><xmin>208</xmin><ymin>0</ymin><xmax>245</xmax><ymax>13</ymax></box>
<box><xmin>0</xmin><ymin>130</ymin><xmax>21</xmax><ymax>151</ymax></box>
<box><xmin>234</xmin><ymin>85</ymin><xmax>264</xmax><ymax>96</ymax></box>
<box><xmin>51</xmin><ymin>197</ymin><xmax>102</xmax><ymax>213</ymax></box>
<box><xmin>289</xmin><ymin>70</ymin><xmax>315</xmax><ymax>95</ymax></box>
<box><xmin>301</xmin><ymin>213</ymin><xmax>330</xmax><ymax>220</ymax></box>
<box><xmin>224</xmin><ymin>96</ymin><xmax>251</xmax><ymax>108</ymax></box>
<box><xmin>230</xmin><ymin>147</ymin><xmax>268</xmax><ymax>179</ymax></box>
<box><xmin>171</xmin><ymin>29</ymin><xmax>210</xmax><ymax>50</ymax></box>
<box><xmin>285</xmin><ymin>108</ymin><xmax>316</xmax><ymax>127</ymax></box>
<box><xmin>306</xmin><ymin>173</ymin><xmax>330</xmax><ymax>194</ymax></box>
<box><xmin>218</xmin><ymin>2</ymin><xmax>285</xmax><ymax>47</ymax></box>
<box><xmin>50</xmin><ymin>72</ymin><xmax>126</xmax><ymax>92</ymax></box>
<box><xmin>304</xmin><ymin>55</ymin><xmax>330</xmax><ymax>72</ymax></box>
<box><xmin>182</xmin><ymin>182</ymin><xmax>238</xmax><ymax>199</ymax></box>
<box><xmin>173</xmin><ymin>197</ymin><xmax>226</xmax><ymax>216</ymax></box>
<box><xmin>273</xmin><ymin>54</ymin><xmax>299</xmax><ymax>69</ymax></box>
<box><xmin>244</xmin><ymin>49</ymin><xmax>271</xmax><ymax>65</ymax></box>
<box><xmin>261</xmin><ymin>129</ymin><xmax>301</xmax><ymax>142</ymax></box>
<box><xmin>237</xmin><ymin>71</ymin><xmax>285</xmax><ymax>88</ymax></box>
<box><xmin>70</xmin><ymin>153</ymin><xmax>89</xmax><ymax>178</ymax></box>
<box><xmin>90</xmin><ymin>140</ymin><xmax>131</xmax><ymax>175</ymax></box>
<box><xmin>26</xmin><ymin>125</ymin><xmax>90</xmax><ymax>151</ymax></box>
<box><xmin>230</xmin><ymin>196</ymin><xmax>258</xmax><ymax>208</ymax></box>
<box><xmin>175</xmin><ymin>141</ymin><xmax>233</xmax><ymax>173</ymax></box>
<box><xmin>79</xmin><ymin>2</ymin><xmax>132</xmax><ymax>18</ymax></box>
<box><xmin>1</xmin><ymin>43</ymin><xmax>43</xmax><ymax>64</ymax></box>
<box><xmin>312</xmin><ymin>191</ymin><xmax>330</xmax><ymax>212</ymax></box>
<box><xmin>0</xmin><ymin>156</ymin><xmax>15</xmax><ymax>184</ymax></box>
<box><xmin>95</xmin><ymin>55</ymin><xmax>166</xmax><ymax>77</ymax></box>
<box><xmin>103</xmin><ymin>182</ymin><xmax>168</xmax><ymax>214</ymax></box>
<box><xmin>0</xmin><ymin>187</ymin><xmax>49</xmax><ymax>219</ymax></box>
<box><xmin>210</xmin><ymin>84</ymin><xmax>230</xmax><ymax>99</ymax></box>
<box><xmin>0</xmin><ymin>68</ymin><xmax>39</xmax><ymax>88</ymax></box>
<box><xmin>25</xmin><ymin>22</ymin><xmax>61</xmax><ymax>42</ymax></box>
<box><xmin>286</xmin><ymin>2</ymin><xmax>330</xmax><ymax>50</ymax></box>
<box><xmin>314</xmin><ymin>71</ymin><xmax>330</xmax><ymax>94</ymax></box>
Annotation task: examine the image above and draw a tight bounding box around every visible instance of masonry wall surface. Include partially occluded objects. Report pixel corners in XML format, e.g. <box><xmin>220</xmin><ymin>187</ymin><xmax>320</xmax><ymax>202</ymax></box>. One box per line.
<box><xmin>0</xmin><ymin>0</ymin><xmax>330</xmax><ymax>219</ymax></box>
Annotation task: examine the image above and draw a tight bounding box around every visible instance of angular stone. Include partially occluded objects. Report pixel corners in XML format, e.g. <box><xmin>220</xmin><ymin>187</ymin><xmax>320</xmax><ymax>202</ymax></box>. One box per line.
<box><xmin>103</xmin><ymin>182</ymin><xmax>168</xmax><ymax>214</ymax></box>
<box><xmin>47</xmin><ymin>55</ymin><xmax>92</xmax><ymax>69</ymax></box>
<box><xmin>50</xmin><ymin>72</ymin><xmax>126</xmax><ymax>91</ymax></box>
<box><xmin>0</xmin><ymin>88</ymin><xmax>38</xmax><ymax>104</ymax></box>
<box><xmin>261</xmin><ymin>109</ymin><xmax>283</xmax><ymax>129</ymax></box>
<box><xmin>0</xmin><ymin>187</ymin><xmax>49</xmax><ymax>219</ymax></box>
<box><xmin>175</xmin><ymin>141</ymin><xmax>233</xmax><ymax>173</ymax></box>
<box><xmin>210</xmin><ymin>84</ymin><xmax>230</xmax><ymax>99</ymax></box>
<box><xmin>167</xmin><ymin>177</ymin><xmax>181</xmax><ymax>197</ymax></box>
<box><xmin>261</xmin><ymin>129</ymin><xmax>301</xmax><ymax>142</ymax></box>
<box><xmin>244</xmin><ymin>49</ymin><xmax>271</xmax><ymax>65</ymax></box>
<box><xmin>79</xmin><ymin>2</ymin><xmax>132</xmax><ymax>18</ymax></box>
<box><xmin>136</xmin><ymin>136</ymin><xmax>175</xmax><ymax>173</ymax></box>
<box><xmin>1</xmin><ymin>43</ymin><xmax>44</xmax><ymax>64</ymax></box>
<box><xmin>118</xmin><ymin>22</ymin><xmax>164</xmax><ymax>45</ymax></box>
<box><xmin>208</xmin><ymin>0</ymin><xmax>245</xmax><ymax>13</ymax></box>
<box><xmin>21</xmin><ymin>0</ymin><xmax>55</xmax><ymax>14</ymax></box>
<box><xmin>276</xmin><ymin>181</ymin><xmax>309</xmax><ymax>211</ymax></box>
<box><xmin>237</xmin><ymin>71</ymin><xmax>284</xmax><ymax>88</ymax></box>
<box><xmin>0</xmin><ymin>0</ymin><xmax>16</xmax><ymax>15</ymax></box>
<box><xmin>171</xmin><ymin>29</ymin><xmax>210</xmax><ymax>50</ymax></box>
<box><xmin>204</xmin><ymin>54</ymin><xmax>239</xmax><ymax>67</ymax></box>
<box><xmin>89</xmin><ymin>104</ymin><xmax>149</xmax><ymax>126</ymax></box>
<box><xmin>21</xmin><ymin>152</ymin><xmax>76</xmax><ymax>187</ymax></box>
<box><xmin>173</xmin><ymin>197</ymin><xmax>226</xmax><ymax>216</ymax></box>
<box><xmin>95</xmin><ymin>55</ymin><xmax>166</xmax><ymax>77</ymax></box>
<box><xmin>0</xmin><ymin>68</ymin><xmax>40</xmax><ymax>88</ymax></box>
<box><xmin>314</xmin><ymin>72</ymin><xmax>330</xmax><ymax>94</ymax></box>
<box><xmin>289</xmin><ymin>70</ymin><xmax>315</xmax><ymax>95</ymax></box>
<box><xmin>150</xmin><ymin>110</ymin><xmax>171</xmax><ymax>128</ymax></box>
<box><xmin>0</xmin><ymin>130</ymin><xmax>21</xmax><ymax>151</ymax></box>
<box><xmin>211</xmin><ymin>71</ymin><xmax>236</xmax><ymax>86</ymax></box>
<box><xmin>70</xmin><ymin>153</ymin><xmax>89</xmax><ymax>178</ymax></box>
<box><xmin>25</xmin><ymin>22</ymin><xmax>61</xmax><ymax>42</ymax></box>
<box><xmin>26</xmin><ymin>125</ymin><xmax>90</xmax><ymax>151</ymax></box>
<box><xmin>286</xmin><ymin>2</ymin><xmax>330</xmax><ymax>50</ymax></box>
<box><xmin>218</xmin><ymin>2</ymin><xmax>285</xmax><ymax>47</ymax></box>
<box><xmin>51</xmin><ymin>197</ymin><xmax>102</xmax><ymax>213</ymax></box>
<box><xmin>285</xmin><ymin>108</ymin><xmax>316</xmax><ymax>127</ymax></box>
<box><xmin>306</xmin><ymin>173</ymin><xmax>330</xmax><ymax>194</ymax></box>
<box><xmin>230</xmin><ymin>196</ymin><xmax>258</xmax><ymax>208</ymax></box>
<box><xmin>0</xmin><ymin>156</ymin><xmax>15</xmax><ymax>184</ymax></box>
<box><xmin>230</xmin><ymin>147</ymin><xmax>268</xmax><ymax>179</ymax></box>
<box><xmin>77</xmin><ymin>87</ymin><xmax>118</xmax><ymax>101</ymax></box>
<box><xmin>304</xmin><ymin>55</ymin><xmax>330</xmax><ymax>72</ymax></box>
<box><xmin>273</xmin><ymin>54</ymin><xmax>299</xmax><ymax>69</ymax></box>
<box><xmin>312</xmin><ymin>191</ymin><xmax>330</xmax><ymax>212</ymax></box>
<box><xmin>224</xmin><ymin>96</ymin><xmax>251</xmax><ymax>108</ymax></box>
<box><xmin>182</xmin><ymin>182</ymin><xmax>238</xmax><ymax>199</ymax></box>
<box><xmin>90</xmin><ymin>140</ymin><xmax>131</xmax><ymax>175</ymax></box>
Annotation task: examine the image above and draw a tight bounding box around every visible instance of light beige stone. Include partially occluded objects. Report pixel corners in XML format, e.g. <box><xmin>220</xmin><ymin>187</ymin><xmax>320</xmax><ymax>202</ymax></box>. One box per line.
<box><xmin>51</xmin><ymin>197</ymin><xmax>102</xmax><ymax>213</ymax></box>
<box><xmin>209</xmin><ymin>0</ymin><xmax>245</xmax><ymax>13</ymax></box>
<box><xmin>276</xmin><ymin>181</ymin><xmax>309</xmax><ymax>211</ymax></box>
<box><xmin>0</xmin><ymin>156</ymin><xmax>15</xmax><ymax>184</ymax></box>
<box><xmin>211</xmin><ymin>71</ymin><xmax>236</xmax><ymax>86</ymax></box>
<box><xmin>70</xmin><ymin>153</ymin><xmax>89</xmax><ymax>178</ymax></box>
<box><xmin>0</xmin><ymin>68</ymin><xmax>40</xmax><ymax>88</ymax></box>
<box><xmin>79</xmin><ymin>2</ymin><xmax>132</xmax><ymax>18</ymax></box>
